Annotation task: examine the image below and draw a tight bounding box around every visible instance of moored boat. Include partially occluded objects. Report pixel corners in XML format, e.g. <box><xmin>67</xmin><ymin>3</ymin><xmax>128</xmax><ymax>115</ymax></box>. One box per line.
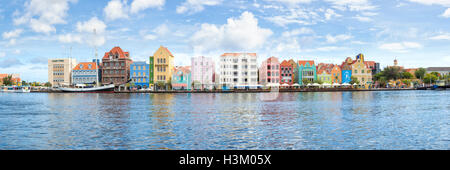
<box><xmin>0</xmin><ymin>86</ymin><xmax>31</xmax><ymax>93</ymax></box>
<box><xmin>58</xmin><ymin>84</ymin><xmax>115</xmax><ymax>93</ymax></box>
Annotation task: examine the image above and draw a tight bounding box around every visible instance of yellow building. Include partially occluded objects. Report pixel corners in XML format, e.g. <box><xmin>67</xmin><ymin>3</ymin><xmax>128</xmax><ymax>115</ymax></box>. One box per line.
<box><xmin>351</xmin><ymin>54</ymin><xmax>372</xmax><ymax>88</ymax></box>
<box><xmin>153</xmin><ymin>46</ymin><xmax>174</xmax><ymax>83</ymax></box>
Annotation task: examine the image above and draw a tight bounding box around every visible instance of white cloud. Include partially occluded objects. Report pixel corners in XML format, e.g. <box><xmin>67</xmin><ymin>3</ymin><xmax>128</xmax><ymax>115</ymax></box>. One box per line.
<box><xmin>76</xmin><ymin>17</ymin><xmax>107</xmax><ymax>34</ymax></box>
<box><xmin>407</xmin><ymin>0</ymin><xmax>450</xmax><ymax>6</ymax></box>
<box><xmin>0</xmin><ymin>52</ymin><xmax>5</xmax><ymax>58</ymax></box>
<box><xmin>144</xmin><ymin>34</ymin><xmax>157</xmax><ymax>40</ymax></box>
<box><xmin>190</xmin><ymin>11</ymin><xmax>273</xmax><ymax>52</ymax></box>
<box><xmin>325</xmin><ymin>0</ymin><xmax>376</xmax><ymax>11</ymax></box>
<box><xmin>2</xmin><ymin>29</ymin><xmax>23</xmax><ymax>39</ymax></box>
<box><xmin>265</xmin><ymin>0</ymin><xmax>312</xmax><ymax>6</ymax></box>
<box><xmin>353</xmin><ymin>15</ymin><xmax>372</xmax><ymax>22</ymax></box>
<box><xmin>59</xmin><ymin>17</ymin><xmax>107</xmax><ymax>47</ymax></box>
<box><xmin>131</xmin><ymin>0</ymin><xmax>165</xmax><ymax>13</ymax></box>
<box><xmin>104</xmin><ymin>0</ymin><xmax>129</xmax><ymax>21</ymax></box>
<box><xmin>265</xmin><ymin>8</ymin><xmax>319</xmax><ymax>27</ymax></box>
<box><xmin>9</xmin><ymin>39</ymin><xmax>17</xmax><ymax>46</ymax></box>
<box><xmin>429</xmin><ymin>33</ymin><xmax>450</xmax><ymax>40</ymax></box>
<box><xmin>442</xmin><ymin>8</ymin><xmax>450</xmax><ymax>18</ymax></box>
<box><xmin>14</xmin><ymin>0</ymin><xmax>76</xmax><ymax>34</ymax></box>
<box><xmin>176</xmin><ymin>0</ymin><xmax>222</xmax><ymax>14</ymax></box>
<box><xmin>326</xmin><ymin>34</ymin><xmax>352</xmax><ymax>43</ymax></box>
<box><xmin>324</xmin><ymin>9</ymin><xmax>341</xmax><ymax>20</ymax></box>
<box><xmin>282</xmin><ymin>27</ymin><xmax>314</xmax><ymax>37</ymax></box>
<box><xmin>58</xmin><ymin>33</ymin><xmax>82</xmax><ymax>43</ymax></box>
<box><xmin>153</xmin><ymin>23</ymin><xmax>170</xmax><ymax>36</ymax></box>
<box><xmin>14</xmin><ymin>49</ymin><xmax>21</xmax><ymax>54</ymax></box>
<box><xmin>379</xmin><ymin>42</ymin><xmax>422</xmax><ymax>53</ymax></box>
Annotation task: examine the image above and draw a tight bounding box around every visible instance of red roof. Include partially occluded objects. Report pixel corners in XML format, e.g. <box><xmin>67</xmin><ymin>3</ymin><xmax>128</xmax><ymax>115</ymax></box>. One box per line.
<box><xmin>298</xmin><ymin>60</ymin><xmax>315</xmax><ymax>66</ymax></box>
<box><xmin>73</xmin><ymin>62</ymin><xmax>98</xmax><ymax>70</ymax></box>
<box><xmin>103</xmin><ymin>46</ymin><xmax>130</xmax><ymax>59</ymax></box>
<box><xmin>280</xmin><ymin>60</ymin><xmax>292</xmax><ymax>67</ymax></box>
<box><xmin>364</xmin><ymin>61</ymin><xmax>376</xmax><ymax>68</ymax></box>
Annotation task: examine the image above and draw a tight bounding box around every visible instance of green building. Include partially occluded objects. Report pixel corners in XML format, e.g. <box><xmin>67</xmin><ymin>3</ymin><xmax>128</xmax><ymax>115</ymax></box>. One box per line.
<box><xmin>149</xmin><ymin>56</ymin><xmax>154</xmax><ymax>89</ymax></box>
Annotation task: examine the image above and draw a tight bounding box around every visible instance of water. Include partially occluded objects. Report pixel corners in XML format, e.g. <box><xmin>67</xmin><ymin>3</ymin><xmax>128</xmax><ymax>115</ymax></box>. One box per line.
<box><xmin>0</xmin><ymin>91</ymin><xmax>448</xmax><ymax>150</ymax></box>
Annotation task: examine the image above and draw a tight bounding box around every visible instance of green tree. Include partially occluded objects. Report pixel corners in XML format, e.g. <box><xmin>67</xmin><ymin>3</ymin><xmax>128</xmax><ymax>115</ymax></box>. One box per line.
<box><xmin>401</xmin><ymin>72</ymin><xmax>414</xmax><ymax>79</ymax></box>
<box><xmin>414</xmin><ymin>68</ymin><xmax>426</xmax><ymax>80</ymax></box>
<box><xmin>44</xmin><ymin>82</ymin><xmax>52</xmax><ymax>87</ymax></box>
<box><xmin>430</xmin><ymin>72</ymin><xmax>440</xmax><ymax>78</ymax></box>
<box><xmin>167</xmin><ymin>79</ymin><xmax>172</xmax><ymax>90</ymax></box>
<box><xmin>156</xmin><ymin>81</ymin><xmax>165</xmax><ymax>90</ymax></box>
<box><xmin>302</xmin><ymin>79</ymin><xmax>312</xmax><ymax>85</ymax></box>
<box><xmin>377</xmin><ymin>76</ymin><xmax>388</xmax><ymax>87</ymax></box>
<box><xmin>423</xmin><ymin>73</ymin><xmax>438</xmax><ymax>84</ymax></box>
<box><xmin>313</xmin><ymin>79</ymin><xmax>323</xmax><ymax>84</ymax></box>
<box><xmin>2</xmin><ymin>75</ymin><xmax>13</xmax><ymax>86</ymax></box>
<box><xmin>350</xmin><ymin>76</ymin><xmax>360</xmax><ymax>85</ymax></box>
<box><xmin>383</xmin><ymin>66</ymin><xmax>402</xmax><ymax>80</ymax></box>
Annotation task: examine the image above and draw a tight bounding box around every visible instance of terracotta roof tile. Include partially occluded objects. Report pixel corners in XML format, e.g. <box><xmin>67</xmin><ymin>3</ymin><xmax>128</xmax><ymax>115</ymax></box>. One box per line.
<box><xmin>298</xmin><ymin>60</ymin><xmax>315</xmax><ymax>66</ymax></box>
<box><xmin>73</xmin><ymin>62</ymin><xmax>98</xmax><ymax>70</ymax></box>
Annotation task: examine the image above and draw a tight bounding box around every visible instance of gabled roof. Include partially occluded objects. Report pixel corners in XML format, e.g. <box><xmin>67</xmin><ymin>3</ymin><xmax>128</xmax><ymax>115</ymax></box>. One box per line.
<box><xmin>298</xmin><ymin>60</ymin><xmax>315</xmax><ymax>67</ymax></box>
<box><xmin>103</xmin><ymin>46</ymin><xmax>130</xmax><ymax>59</ymax></box>
<box><xmin>174</xmin><ymin>66</ymin><xmax>191</xmax><ymax>75</ymax></box>
<box><xmin>73</xmin><ymin>62</ymin><xmax>98</xmax><ymax>70</ymax></box>
<box><xmin>280</xmin><ymin>60</ymin><xmax>292</xmax><ymax>67</ymax></box>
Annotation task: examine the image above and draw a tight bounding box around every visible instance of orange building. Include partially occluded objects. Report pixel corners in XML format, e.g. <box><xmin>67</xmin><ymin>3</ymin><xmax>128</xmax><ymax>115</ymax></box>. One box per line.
<box><xmin>330</xmin><ymin>64</ymin><xmax>342</xmax><ymax>84</ymax></box>
<box><xmin>280</xmin><ymin>60</ymin><xmax>294</xmax><ymax>85</ymax></box>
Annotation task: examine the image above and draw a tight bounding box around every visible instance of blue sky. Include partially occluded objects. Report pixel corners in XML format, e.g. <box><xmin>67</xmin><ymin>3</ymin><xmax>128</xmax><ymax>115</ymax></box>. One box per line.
<box><xmin>1</xmin><ymin>0</ymin><xmax>450</xmax><ymax>82</ymax></box>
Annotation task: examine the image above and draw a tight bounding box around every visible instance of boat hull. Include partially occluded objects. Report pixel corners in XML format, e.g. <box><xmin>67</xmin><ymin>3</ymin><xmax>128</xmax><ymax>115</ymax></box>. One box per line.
<box><xmin>58</xmin><ymin>84</ymin><xmax>115</xmax><ymax>93</ymax></box>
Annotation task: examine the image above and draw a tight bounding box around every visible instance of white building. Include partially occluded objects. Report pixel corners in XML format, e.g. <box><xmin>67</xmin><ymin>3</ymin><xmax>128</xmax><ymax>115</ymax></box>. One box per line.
<box><xmin>191</xmin><ymin>56</ymin><xmax>215</xmax><ymax>90</ymax></box>
<box><xmin>219</xmin><ymin>53</ymin><xmax>258</xmax><ymax>89</ymax></box>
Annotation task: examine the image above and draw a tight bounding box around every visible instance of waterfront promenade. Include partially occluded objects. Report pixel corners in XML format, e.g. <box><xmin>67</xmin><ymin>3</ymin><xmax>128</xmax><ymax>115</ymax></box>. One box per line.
<box><xmin>31</xmin><ymin>87</ymin><xmax>417</xmax><ymax>93</ymax></box>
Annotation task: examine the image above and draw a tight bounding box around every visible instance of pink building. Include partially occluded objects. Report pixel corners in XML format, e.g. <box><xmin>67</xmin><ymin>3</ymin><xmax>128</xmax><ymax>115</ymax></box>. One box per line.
<box><xmin>191</xmin><ymin>56</ymin><xmax>215</xmax><ymax>90</ymax></box>
<box><xmin>259</xmin><ymin>56</ymin><xmax>280</xmax><ymax>85</ymax></box>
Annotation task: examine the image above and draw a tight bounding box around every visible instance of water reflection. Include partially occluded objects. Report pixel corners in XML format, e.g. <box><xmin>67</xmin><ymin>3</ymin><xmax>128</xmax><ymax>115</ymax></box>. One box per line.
<box><xmin>0</xmin><ymin>91</ymin><xmax>448</xmax><ymax>150</ymax></box>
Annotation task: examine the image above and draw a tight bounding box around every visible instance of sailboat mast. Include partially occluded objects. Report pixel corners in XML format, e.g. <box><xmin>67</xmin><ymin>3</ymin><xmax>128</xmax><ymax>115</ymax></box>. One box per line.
<box><xmin>70</xmin><ymin>46</ymin><xmax>72</xmax><ymax>87</ymax></box>
<box><xmin>94</xmin><ymin>28</ymin><xmax>99</xmax><ymax>87</ymax></box>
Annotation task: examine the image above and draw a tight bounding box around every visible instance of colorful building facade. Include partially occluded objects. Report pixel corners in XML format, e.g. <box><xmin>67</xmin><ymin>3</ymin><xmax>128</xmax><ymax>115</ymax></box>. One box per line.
<box><xmin>149</xmin><ymin>56</ymin><xmax>154</xmax><ymax>88</ymax></box>
<box><xmin>191</xmin><ymin>56</ymin><xmax>215</xmax><ymax>90</ymax></box>
<box><xmin>259</xmin><ymin>56</ymin><xmax>280</xmax><ymax>85</ymax></box>
<box><xmin>330</xmin><ymin>64</ymin><xmax>342</xmax><ymax>84</ymax></box>
<box><xmin>298</xmin><ymin>60</ymin><xmax>316</xmax><ymax>85</ymax></box>
<box><xmin>101</xmin><ymin>46</ymin><xmax>133</xmax><ymax>86</ymax></box>
<box><xmin>287</xmin><ymin>59</ymin><xmax>299</xmax><ymax>84</ymax></box>
<box><xmin>72</xmin><ymin>61</ymin><xmax>99</xmax><ymax>85</ymax></box>
<box><xmin>171</xmin><ymin>66</ymin><xmax>191</xmax><ymax>90</ymax></box>
<box><xmin>130</xmin><ymin>61</ymin><xmax>150</xmax><ymax>89</ymax></box>
<box><xmin>341</xmin><ymin>57</ymin><xmax>353</xmax><ymax>84</ymax></box>
<box><xmin>317</xmin><ymin>63</ymin><xmax>332</xmax><ymax>84</ymax></box>
<box><xmin>352</xmin><ymin>54</ymin><xmax>372</xmax><ymax>86</ymax></box>
<box><xmin>280</xmin><ymin>60</ymin><xmax>294</xmax><ymax>85</ymax></box>
<box><xmin>153</xmin><ymin>46</ymin><xmax>174</xmax><ymax>84</ymax></box>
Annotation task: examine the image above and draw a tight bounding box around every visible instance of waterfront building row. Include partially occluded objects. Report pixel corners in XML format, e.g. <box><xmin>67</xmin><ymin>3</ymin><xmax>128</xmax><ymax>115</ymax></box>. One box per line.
<box><xmin>48</xmin><ymin>45</ymin><xmax>450</xmax><ymax>90</ymax></box>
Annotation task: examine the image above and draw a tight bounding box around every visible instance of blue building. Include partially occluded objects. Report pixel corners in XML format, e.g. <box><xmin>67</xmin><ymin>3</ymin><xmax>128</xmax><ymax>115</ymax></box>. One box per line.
<box><xmin>72</xmin><ymin>60</ymin><xmax>100</xmax><ymax>85</ymax></box>
<box><xmin>130</xmin><ymin>61</ymin><xmax>150</xmax><ymax>89</ymax></box>
<box><xmin>341</xmin><ymin>57</ymin><xmax>353</xmax><ymax>84</ymax></box>
<box><xmin>297</xmin><ymin>60</ymin><xmax>317</xmax><ymax>85</ymax></box>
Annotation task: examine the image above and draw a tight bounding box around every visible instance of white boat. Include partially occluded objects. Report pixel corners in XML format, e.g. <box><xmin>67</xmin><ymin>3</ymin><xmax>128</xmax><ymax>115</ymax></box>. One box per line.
<box><xmin>58</xmin><ymin>84</ymin><xmax>115</xmax><ymax>93</ymax></box>
<box><xmin>0</xmin><ymin>86</ymin><xmax>31</xmax><ymax>93</ymax></box>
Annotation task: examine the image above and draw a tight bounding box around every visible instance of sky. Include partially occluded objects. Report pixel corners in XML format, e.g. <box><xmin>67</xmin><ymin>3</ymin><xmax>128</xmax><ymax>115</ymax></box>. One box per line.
<box><xmin>1</xmin><ymin>0</ymin><xmax>450</xmax><ymax>82</ymax></box>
